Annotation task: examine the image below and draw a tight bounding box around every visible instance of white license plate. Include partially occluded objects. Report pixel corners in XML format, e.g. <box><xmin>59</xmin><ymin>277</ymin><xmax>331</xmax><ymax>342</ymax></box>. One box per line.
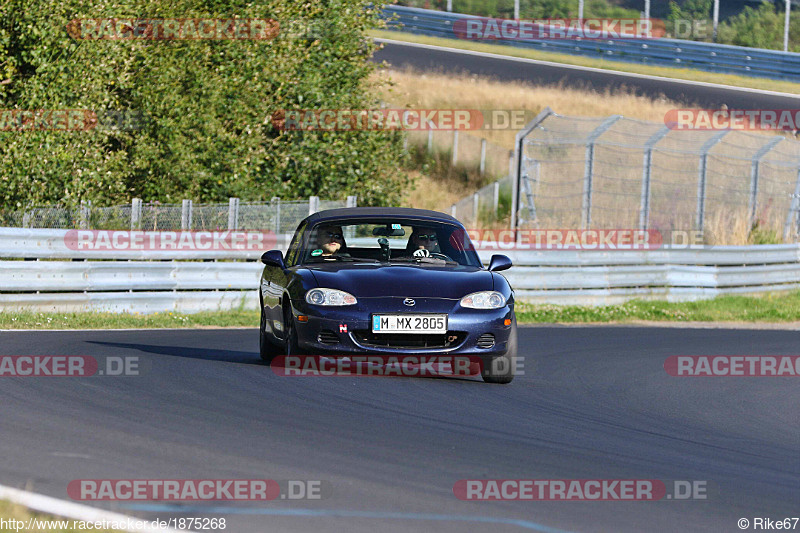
<box><xmin>372</xmin><ymin>314</ymin><xmax>447</xmax><ymax>334</ymax></box>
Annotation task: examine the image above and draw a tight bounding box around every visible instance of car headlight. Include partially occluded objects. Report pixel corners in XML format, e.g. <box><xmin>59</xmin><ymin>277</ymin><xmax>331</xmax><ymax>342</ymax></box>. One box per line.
<box><xmin>305</xmin><ymin>288</ymin><xmax>357</xmax><ymax>306</ymax></box>
<box><xmin>460</xmin><ymin>291</ymin><xmax>506</xmax><ymax>309</ymax></box>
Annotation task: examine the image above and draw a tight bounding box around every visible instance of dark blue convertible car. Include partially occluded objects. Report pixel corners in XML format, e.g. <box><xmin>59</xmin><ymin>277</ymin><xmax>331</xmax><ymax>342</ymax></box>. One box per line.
<box><xmin>259</xmin><ymin>207</ymin><xmax>516</xmax><ymax>383</ymax></box>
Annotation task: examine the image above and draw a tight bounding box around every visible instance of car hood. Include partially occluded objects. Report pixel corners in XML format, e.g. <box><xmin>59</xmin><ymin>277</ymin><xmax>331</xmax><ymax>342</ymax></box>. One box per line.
<box><xmin>305</xmin><ymin>264</ymin><xmax>493</xmax><ymax>299</ymax></box>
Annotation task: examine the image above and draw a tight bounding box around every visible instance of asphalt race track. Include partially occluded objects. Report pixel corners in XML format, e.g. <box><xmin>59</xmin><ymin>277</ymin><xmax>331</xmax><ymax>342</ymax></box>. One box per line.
<box><xmin>0</xmin><ymin>327</ymin><xmax>797</xmax><ymax>532</ymax></box>
<box><xmin>373</xmin><ymin>39</ymin><xmax>800</xmax><ymax>110</ymax></box>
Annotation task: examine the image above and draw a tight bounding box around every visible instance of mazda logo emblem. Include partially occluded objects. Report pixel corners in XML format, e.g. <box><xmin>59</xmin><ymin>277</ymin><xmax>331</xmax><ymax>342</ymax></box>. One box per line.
<box><xmin>403</xmin><ymin>298</ymin><xmax>415</xmax><ymax>306</ymax></box>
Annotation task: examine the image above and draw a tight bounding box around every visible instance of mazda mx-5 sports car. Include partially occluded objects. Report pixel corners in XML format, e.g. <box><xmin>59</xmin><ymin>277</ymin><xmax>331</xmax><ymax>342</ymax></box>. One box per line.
<box><xmin>258</xmin><ymin>207</ymin><xmax>516</xmax><ymax>384</ymax></box>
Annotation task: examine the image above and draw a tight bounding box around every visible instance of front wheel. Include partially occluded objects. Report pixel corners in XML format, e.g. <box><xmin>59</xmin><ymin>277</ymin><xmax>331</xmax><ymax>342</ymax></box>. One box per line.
<box><xmin>481</xmin><ymin>318</ymin><xmax>517</xmax><ymax>384</ymax></box>
<box><xmin>284</xmin><ymin>307</ymin><xmax>300</xmax><ymax>356</ymax></box>
<box><xmin>259</xmin><ymin>307</ymin><xmax>281</xmax><ymax>363</ymax></box>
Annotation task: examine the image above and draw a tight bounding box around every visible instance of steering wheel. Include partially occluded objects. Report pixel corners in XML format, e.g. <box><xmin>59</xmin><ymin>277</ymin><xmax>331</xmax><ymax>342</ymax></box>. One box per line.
<box><xmin>413</xmin><ymin>248</ymin><xmax>452</xmax><ymax>262</ymax></box>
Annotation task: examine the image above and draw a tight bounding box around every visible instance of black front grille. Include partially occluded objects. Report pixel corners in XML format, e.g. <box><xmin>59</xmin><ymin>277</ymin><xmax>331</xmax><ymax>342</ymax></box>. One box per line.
<box><xmin>476</xmin><ymin>333</ymin><xmax>495</xmax><ymax>349</ymax></box>
<box><xmin>353</xmin><ymin>331</ymin><xmax>466</xmax><ymax>349</ymax></box>
<box><xmin>317</xmin><ymin>330</ymin><xmax>340</xmax><ymax>344</ymax></box>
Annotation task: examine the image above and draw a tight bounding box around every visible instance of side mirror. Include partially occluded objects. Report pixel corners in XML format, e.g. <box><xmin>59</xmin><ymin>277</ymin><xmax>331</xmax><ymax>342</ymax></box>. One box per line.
<box><xmin>261</xmin><ymin>249</ymin><xmax>286</xmax><ymax>269</ymax></box>
<box><xmin>488</xmin><ymin>254</ymin><xmax>512</xmax><ymax>272</ymax></box>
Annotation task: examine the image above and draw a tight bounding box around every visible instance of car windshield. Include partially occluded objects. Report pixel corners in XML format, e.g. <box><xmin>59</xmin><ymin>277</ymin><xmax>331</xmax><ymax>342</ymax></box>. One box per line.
<box><xmin>299</xmin><ymin>218</ymin><xmax>482</xmax><ymax>267</ymax></box>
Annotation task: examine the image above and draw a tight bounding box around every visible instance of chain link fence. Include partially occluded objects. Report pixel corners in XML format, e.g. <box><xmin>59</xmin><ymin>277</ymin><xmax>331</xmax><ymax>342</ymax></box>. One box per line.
<box><xmin>0</xmin><ymin>196</ymin><xmax>355</xmax><ymax>233</ymax></box>
<box><xmin>450</xmin><ymin>174</ymin><xmax>513</xmax><ymax>228</ymax></box>
<box><xmin>406</xmin><ymin>128</ymin><xmax>513</xmax><ymax>180</ymax></box>
<box><xmin>405</xmin><ymin>128</ymin><xmax>515</xmax><ymax>228</ymax></box>
<box><xmin>447</xmin><ymin>109</ymin><xmax>800</xmax><ymax>244</ymax></box>
<box><xmin>516</xmin><ymin>111</ymin><xmax>800</xmax><ymax>243</ymax></box>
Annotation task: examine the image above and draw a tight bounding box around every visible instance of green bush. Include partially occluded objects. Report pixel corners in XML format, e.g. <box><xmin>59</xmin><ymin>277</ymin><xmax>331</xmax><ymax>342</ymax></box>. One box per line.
<box><xmin>717</xmin><ymin>2</ymin><xmax>787</xmax><ymax>50</ymax></box>
<box><xmin>0</xmin><ymin>0</ymin><xmax>409</xmax><ymax>208</ymax></box>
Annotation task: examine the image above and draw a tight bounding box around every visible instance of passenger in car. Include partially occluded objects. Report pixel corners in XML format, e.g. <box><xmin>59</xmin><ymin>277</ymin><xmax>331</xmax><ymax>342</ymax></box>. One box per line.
<box><xmin>314</xmin><ymin>225</ymin><xmax>349</xmax><ymax>258</ymax></box>
<box><xmin>407</xmin><ymin>227</ymin><xmax>441</xmax><ymax>254</ymax></box>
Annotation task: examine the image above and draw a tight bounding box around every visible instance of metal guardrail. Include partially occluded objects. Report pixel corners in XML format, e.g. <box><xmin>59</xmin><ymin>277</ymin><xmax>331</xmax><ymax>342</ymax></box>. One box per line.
<box><xmin>0</xmin><ymin>261</ymin><xmax>262</xmax><ymax>292</ymax></box>
<box><xmin>498</xmin><ymin>245</ymin><xmax>800</xmax><ymax>265</ymax></box>
<box><xmin>0</xmin><ymin>290</ymin><xmax>259</xmax><ymax>315</ymax></box>
<box><xmin>382</xmin><ymin>6</ymin><xmax>800</xmax><ymax>82</ymax></box>
<box><xmin>1</xmin><ymin>229</ymin><xmax>800</xmax><ymax>309</ymax></box>
<box><xmin>0</xmin><ymin>228</ymin><xmax>294</xmax><ymax>260</ymax></box>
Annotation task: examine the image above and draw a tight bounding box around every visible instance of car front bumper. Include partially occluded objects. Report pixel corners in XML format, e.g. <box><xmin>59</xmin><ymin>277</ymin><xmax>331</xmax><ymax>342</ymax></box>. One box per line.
<box><xmin>288</xmin><ymin>296</ymin><xmax>514</xmax><ymax>359</ymax></box>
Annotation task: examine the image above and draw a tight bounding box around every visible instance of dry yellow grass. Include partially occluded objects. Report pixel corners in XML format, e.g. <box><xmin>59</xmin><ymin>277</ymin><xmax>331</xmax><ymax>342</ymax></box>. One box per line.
<box><xmin>402</xmin><ymin>169</ymin><xmax>463</xmax><ymax>211</ymax></box>
<box><xmin>375</xmin><ymin>68</ymin><xmax>687</xmax><ymax>148</ymax></box>
<box><xmin>0</xmin><ymin>499</ymin><xmax>115</xmax><ymax>532</ymax></box>
<box><xmin>379</xmin><ymin>69</ymin><xmax>788</xmax><ymax>243</ymax></box>
<box><xmin>381</xmin><ymin>68</ymin><xmax>689</xmax><ymax>215</ymax></box>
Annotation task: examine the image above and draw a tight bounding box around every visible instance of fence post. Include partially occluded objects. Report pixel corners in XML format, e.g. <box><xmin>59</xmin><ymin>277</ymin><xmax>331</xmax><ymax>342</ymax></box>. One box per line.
<box><xmin>639</xmin><ymin>126</ymin><xmax>670</xmax><ymax>230</ymax></box>
<box><xmin>79</xmin><ymin>200</ymin><xmax>91</xmax><ymax>230</ymax></box>
<box><xmin>452</xmin><ymin>130</ymin><xmax>459</xmax><ymax>165</ymax></box>
<box><xmin>522</xmin><ymin>161</ymin><xmax>538</xmax><ymax>224</ymax></box>
<box><xmin>512</xmin><ymin>108</ymin><xmax>554</xmax><ymax>234</ymax></box>
<box><xmin>696</xmin><ymin>131</ymin><xmax>728</xmax><ymax>231</ymax></box>
<box><xmin>427</xmin><ymin>130</ymin><xmax>433</xmax><ymax>153</ymax></box>
<box><xmin>131</xmin><ymin>198</ymin><xmax>142</xmax><ymax>230</ymax></box>
<box><xmin>22</xmin><ymin>211</ymin><xmax>31</xmax><ymax>229</ymax></box>
<box><xmin>181</xmin><ymin>199</ymin><xmax>193</xmax><ymax>230</ymax></box>
<box><xmin>581</xmin><ymin>116</ymin><xmax>622</xmax><ymax>229</ymax></box>
<box><xmin>749</xmin><ymin>137</ymin><xmax>783</xmax><ymax>227</ymax></box>
<box><xmin>344</xmin><ymin>195</ymin><xmax>358</xmax><ymax>240</ymax></box>
<box><xmin>492</xmin><ymin>181</ymin><xmax>500</xmax><ymax>219</ymax></box>
<box><xmin>480</xmin><ymin>138</ymin><xmax>487</xmax><ymax>176</ymax></box>
<box><xmin>309</xmin><ymin>196</ymin><xmax>319</xmax><ymax>215</ymax></box>
<box><xmin>271</xmin><ymin>197</ymin><xmax>281</xmax><ymax>235</ymax></box>
<box><xmin>472</xmin><ymin>192</ymin><xmax>479</xmax><ymax>227</ymax></box>
<box><xmin>784</xmin><ymin>167</ymin><xmax>800</xmax><ymax>241</ymax></box>
<box><xmin>451</xmin><ymin>204</ymin><xmax>457</xmax><ymax>218</ymax></box>
<box><xmin>227</xmin><ymin>197</ymin><xmax>240</xmax><ymax>230</ymax></box>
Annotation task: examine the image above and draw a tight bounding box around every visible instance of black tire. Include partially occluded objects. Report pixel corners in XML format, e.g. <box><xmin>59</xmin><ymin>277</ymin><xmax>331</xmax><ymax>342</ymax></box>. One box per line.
<box><xmin>259</xmin><ymin>307</ymin><xmax>281</xmax><ymax>363</ymax></box>
<box><xmin>481</xmin><ymin>317</ymin><xmax>517</xmax><ymax>384</ymax></box>
<box><xmin>284</xmin><ymin>306</ymin><xmax>300</xmax><ymax>356</ymax></box>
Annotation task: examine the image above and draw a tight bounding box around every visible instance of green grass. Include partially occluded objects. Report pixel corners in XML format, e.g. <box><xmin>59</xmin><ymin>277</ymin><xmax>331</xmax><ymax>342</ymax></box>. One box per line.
<box><xmin>0</xmin><ymin>309</ymin><xmax>259</xmax><ymax>329</ymax></box>
<box><xmin>371</xmin><ymin>29</ymin><xmax>800</xmax><ymax>96</ymax></box>
<box><xmin>516</xmin><ymin>291</ymin><xmax>800</xmax><ymax>323</ymax></box>
<box><xmin>0</xmin><ymin>499</ymin><xmax>115</xmax><ymax>533</ymax></box>
<box><xmin>2</xmin><ymin>292</ymin><xmax>800</xmax><ymax>329</ymax></box>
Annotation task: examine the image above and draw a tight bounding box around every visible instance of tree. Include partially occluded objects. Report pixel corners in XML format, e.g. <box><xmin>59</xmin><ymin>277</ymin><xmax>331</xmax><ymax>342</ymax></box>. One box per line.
<box><xmin>0</xmin><ymin>0</ymin><xmax>408</xmax><ymax>208</ymax></box>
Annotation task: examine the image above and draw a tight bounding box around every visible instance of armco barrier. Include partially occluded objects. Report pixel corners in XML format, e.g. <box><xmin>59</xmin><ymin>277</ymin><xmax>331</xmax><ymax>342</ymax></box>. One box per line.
<box><xmin>1</xmin><ymin>228</ymin><xmax>800</xmax><ymax>310</ymax></box>
<box><xmin>0</xmin><ymin>228</ymin><xmax>293</xmax><ymax>260</ymax></box>
<box><xmin>382</xmin><ymin>6</ymin><xmax>800</xmax><ymax>82</ymax></box>
<box><xmin>0</xmin><ymin>290</ymin><xmax>259</xmax><ymax>315</ymax></box>
<box><xmin>0</xmin><ymin>261</ymin><xmax>262</xmax><ymax>292</ymax></box>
